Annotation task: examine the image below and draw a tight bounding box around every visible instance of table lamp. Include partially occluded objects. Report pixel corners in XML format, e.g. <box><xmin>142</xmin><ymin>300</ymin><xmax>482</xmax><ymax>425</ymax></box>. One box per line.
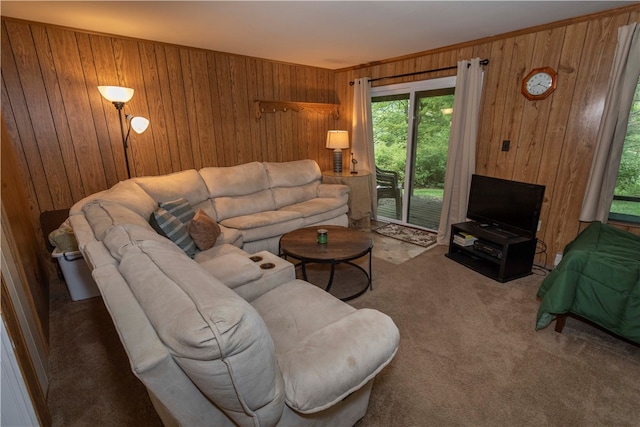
<box><xmin>326</xmin><ymin>130</ymin><xmax>349</xmax><ymax>173</ymax></box>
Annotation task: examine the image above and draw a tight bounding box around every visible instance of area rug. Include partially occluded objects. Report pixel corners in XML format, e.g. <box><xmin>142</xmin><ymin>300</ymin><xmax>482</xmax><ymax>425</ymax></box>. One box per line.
<box><xmin>374</xmin><ymin>223</ymin><xmax>438</xmax><ymax>248</ymax></box>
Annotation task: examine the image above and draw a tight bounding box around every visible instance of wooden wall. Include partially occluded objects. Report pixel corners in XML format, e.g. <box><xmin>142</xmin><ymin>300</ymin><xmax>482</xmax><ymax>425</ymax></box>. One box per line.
<box><xmin>1</xmin><ymin>18</ymin><xmax>338</xmax><ymax>235</ymax></box>
<box><xmin>334</xmin><ymin>5</ymin><xmax>640</xmax><ymax>265</ymax></box>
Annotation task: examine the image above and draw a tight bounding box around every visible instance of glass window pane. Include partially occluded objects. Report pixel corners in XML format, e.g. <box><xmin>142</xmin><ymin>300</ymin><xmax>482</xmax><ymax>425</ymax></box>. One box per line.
<box><xmin>609</xmin><ymin>76</ymin><xmax>640</xmax><ymax>223</ymax></box>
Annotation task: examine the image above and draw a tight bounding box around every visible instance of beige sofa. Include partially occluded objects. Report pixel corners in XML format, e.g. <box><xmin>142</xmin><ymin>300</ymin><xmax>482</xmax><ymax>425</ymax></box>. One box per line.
<box><xmin>68</xmin><ymin>159</ymin><xmax>400</xmax><ymax>426</ymax></box>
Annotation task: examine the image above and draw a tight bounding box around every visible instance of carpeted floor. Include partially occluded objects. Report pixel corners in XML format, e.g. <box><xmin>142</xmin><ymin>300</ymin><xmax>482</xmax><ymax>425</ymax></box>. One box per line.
<box><xmin>350</xmin><ymin>246</ymin><xmax>640</xmax><ymax>426</ymax></box>
<box><xmin>47</xmin><ymin>240</ymin><xmax>640</xmax><ymax>426</ymax></box>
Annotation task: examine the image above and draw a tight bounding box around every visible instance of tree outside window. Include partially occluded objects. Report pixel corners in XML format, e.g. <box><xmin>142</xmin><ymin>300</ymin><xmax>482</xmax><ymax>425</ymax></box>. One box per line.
<box><xmin>609</xmin><ymin>77</ymin><xmax>640</xmax><ymax>223</ymax></box>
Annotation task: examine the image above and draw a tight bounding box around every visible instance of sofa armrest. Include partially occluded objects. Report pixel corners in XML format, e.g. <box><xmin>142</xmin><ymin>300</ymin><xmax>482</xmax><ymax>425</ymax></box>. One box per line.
<box><xmin>278</xmin><ymin>308</ymin><xmax>399</xmax><ymax>414</ymax></box>
<box><xmin>317</xmin><ymin>183</ymin><xmax>350</xmax><ymax>199</ymax></box>
<box><xmin>197</xmin><ymin>252</ymin><xmax>262</xmax><ymax>289</ymax></box>
<box><xmin>68</xmin><ymin>214</ymin><xmax>97</xmax><ymax>251</ymax></box>
<box><xmin>216</xmin><ymin>224</ymin><xmax>243</xmax><ymax>247</ymax></box>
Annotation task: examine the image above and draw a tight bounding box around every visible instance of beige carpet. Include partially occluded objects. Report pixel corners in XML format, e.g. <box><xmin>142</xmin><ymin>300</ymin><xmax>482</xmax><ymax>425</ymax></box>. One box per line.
<box><xmin>47</xmin><ymin>244</ymin><xmax>640</xmax><ymax>426</ymax></box>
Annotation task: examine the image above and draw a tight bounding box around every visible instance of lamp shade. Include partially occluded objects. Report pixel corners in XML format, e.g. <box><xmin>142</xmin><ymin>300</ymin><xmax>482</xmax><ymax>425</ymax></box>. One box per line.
<box><xmin>326</xmin><ymin>130</ymin><xmax>349</xmax><ymax>150</ymax></box>
<box><xmin>129</xmin><ymin>116</ymin><xmax>150</xmax><ymax>134</ymax></box>
<box><xmin>98</xmin><ymin>86</ymin><xmax>134</xmax><ymax>103</ymax></box>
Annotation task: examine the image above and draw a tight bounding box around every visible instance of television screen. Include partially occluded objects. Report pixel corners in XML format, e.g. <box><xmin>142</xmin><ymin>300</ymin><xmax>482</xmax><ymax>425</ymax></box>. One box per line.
<box><xmin>467</xmin><ymin>174</ymin><xmax>545</xmax><ymax>238</ymax></box>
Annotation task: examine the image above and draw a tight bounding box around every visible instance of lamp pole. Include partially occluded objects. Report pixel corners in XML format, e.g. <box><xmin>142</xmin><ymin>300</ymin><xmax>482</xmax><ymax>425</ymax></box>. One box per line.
<box><xmin>113</xmin><ymin>101</ymin><xmax>131</xmax><ymax>179</ymax></box>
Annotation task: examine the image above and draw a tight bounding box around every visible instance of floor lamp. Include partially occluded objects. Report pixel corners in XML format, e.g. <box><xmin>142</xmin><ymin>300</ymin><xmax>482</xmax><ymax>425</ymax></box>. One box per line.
<box><xmin>98</xmin><ymin>86</ymin><xmax>149</xmax><ymax>179</ymax></box>
<box><xmin>326</xmin><ymin>130</ymin><xmax>350</xmax><ymax>173</ymax></box>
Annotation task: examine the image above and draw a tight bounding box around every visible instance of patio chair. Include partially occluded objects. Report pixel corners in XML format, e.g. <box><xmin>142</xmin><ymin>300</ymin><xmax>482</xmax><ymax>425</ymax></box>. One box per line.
<box><xmin>376</xmin><ymin>166</ymin><xmax>402</xmax><ymax>217</ymax></box>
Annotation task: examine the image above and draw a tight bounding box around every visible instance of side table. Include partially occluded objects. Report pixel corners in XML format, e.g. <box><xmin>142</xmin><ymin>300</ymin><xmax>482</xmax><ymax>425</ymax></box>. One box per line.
<box><xmin>322</xmin><ymin>170</ymin><xmax>372</xmax><ymax>228</ymax></box>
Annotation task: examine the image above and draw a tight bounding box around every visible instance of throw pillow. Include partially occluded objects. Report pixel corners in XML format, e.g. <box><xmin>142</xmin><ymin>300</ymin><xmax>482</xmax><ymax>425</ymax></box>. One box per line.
<box><xmin>159</xmin><ymin>198</ymin><xmax>195</xmax><ymax>224</ymax></box>
<box><xmin>149</xmin><ymin>208</ymin><xmax>198</xmax><ymax>257</ymax></box>
<box><xmin>188</xmin><ymin>209</ymin><xmax>221</xmax><ymax>251</ymax></box>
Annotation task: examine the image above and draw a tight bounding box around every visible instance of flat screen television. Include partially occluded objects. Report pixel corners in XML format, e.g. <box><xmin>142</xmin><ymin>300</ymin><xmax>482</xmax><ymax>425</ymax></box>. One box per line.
<box><xmin>467</xmin><ymin>174</ymin><xmax>545</xmax><ymax>238</ymax></box>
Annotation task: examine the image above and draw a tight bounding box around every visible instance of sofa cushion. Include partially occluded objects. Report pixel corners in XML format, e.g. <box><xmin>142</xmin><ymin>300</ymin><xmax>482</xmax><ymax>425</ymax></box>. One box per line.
<box><xmin>159</xmin><ymin>198</ymin><xmax>196</xmax><ymax>224</ymax></box>
<box><xmin>213</xmin><ymin>189</ymin><xmax>276</xmax><ymax>221</ymax></box>
<box><xmin>264</xmin><ymin>159</ymin><xmax>321</xmax><ymax>188</ymax></box>
<box><xmin>252</xmin><ymin>281</ymin><xmax>400</xmax><ymax>414</ymax></box>
<box><xmin>200</xmin><ymin>162</ymin><xmax>269</xmax><ymax>198</ymax></box>
<box><xmin>193</xmin><ymin>242</ymin><xmax>250</xmax><ymax>264</ymax></box>
<box><xmin>317</xmin><ymin>182</ymin><xmax>351</xmax><ymax>200</ymax></box>
<box><xmin>220</xmin><ymin>210</ymin><xmax>302</xmax><ymax>230</ymax></box>
<box><xmin>149</xmin><ymin>208</ymin><xmax>198</xmax><ymax>257</ymax></box>
<box><xmin>188</xmin><ymin>209</ymin><xmax>221</xmax><ymax>251</ymax></box>
<box><xmin>83</xmin><ymin>200</ymin><xmax>153</xmax><ymax>240</ymax></box>
<box><xmin>133</xmin><ymin>169</ymin><xmax>210</xmax><ymax>208</ymax></box>
<box><xmin>119</xmin><ymin>242</ymin><xmax>285</xmax><ymax>426</ymax></box>
<box><xmin>220</xmin><ymin>211</ymin><xmax>304</xmax><ymax>243</ymax></box>
<box><xmin>102</xmin><ymin>224</ymin><xmax>178</xmax><ymax>261</ymax></box>
<box><xmin>270</xmin><ymin>181</ymin><xmax>320</xmax><ymax>210</ymax></box>
<box><xmin>280</xmin><ymin>197</ymin><xmax>347</xmax><ymax>218</ymax></box>
<box><xmin>198</xmin><ymin>252</ymin><xmax>262</xmax><ymax>289</ymax></box>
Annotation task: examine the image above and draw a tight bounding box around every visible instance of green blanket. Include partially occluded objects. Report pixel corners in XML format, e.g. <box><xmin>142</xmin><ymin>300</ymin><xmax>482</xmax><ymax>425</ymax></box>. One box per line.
<box><xmin>535</xmin><ymin>222</ymin><xmax>640</xmax><ymax>343</ymax></box>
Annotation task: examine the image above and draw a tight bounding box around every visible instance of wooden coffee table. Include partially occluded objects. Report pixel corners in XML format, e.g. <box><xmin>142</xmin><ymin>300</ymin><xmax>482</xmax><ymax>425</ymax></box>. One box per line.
<box><xmin>279</xmin><ymin>225</ymin><xmax>373</xmax><ymax>301</ymax></box>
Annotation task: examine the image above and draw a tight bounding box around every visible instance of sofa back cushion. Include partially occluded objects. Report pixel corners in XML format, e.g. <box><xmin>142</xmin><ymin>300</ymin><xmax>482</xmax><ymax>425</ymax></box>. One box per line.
<box><xmin>265</xmin><ymin>160</ymin><xmax>322</xmax><ymax>208</ymax></box>
<box><xmin>213</xmin><ymin>190</ymin><xmax>276</xmax><ymax>221</ymax></box>
<box><xmin>264</xmin><ymin>159</ymin><xmax>321</xmax><ymax>188</ymax></box>
<box><xmin>199</xmin><ymin>162</ymin><xmax>269</xmax><ymax>198</ymax></box>
<box><xmin>70</xmin><ymin>180</ymin><xmax>157</xmax><ymax>219</ymax></box>
<box><xmin>133</xmin><ymin>170</ymin><xmax>210</xmax><ymax>208</ymax></box>
<box><xmin>83</xmin><ymin>200</ymin><xmax>153</xmax><ymax>241</ymax></box>
<box><xmin>270</xmin><ymin>182</ymin><xmax>320</xmax><ymax>210</ymax></box>
<box><xmin>119</xmin><ymin>242</ymin><xmax>285</xmax><ymax>426</ymax></box>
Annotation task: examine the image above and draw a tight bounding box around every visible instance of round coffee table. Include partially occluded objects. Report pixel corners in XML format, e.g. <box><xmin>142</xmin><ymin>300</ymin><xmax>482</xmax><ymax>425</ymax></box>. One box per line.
<box><xmin>279</xmin><ymin>225</ymin><xmax>373</xmax><ymax>301</ymax></box>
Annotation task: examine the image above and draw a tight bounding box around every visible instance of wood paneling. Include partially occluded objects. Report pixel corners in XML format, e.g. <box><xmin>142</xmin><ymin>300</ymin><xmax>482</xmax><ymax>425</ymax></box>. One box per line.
<box><xmin>1</xmin><ymin>18</ymin><xmax>338</xmax><ymax>243</ymax></box>
<box><xmin>334</xmin><ymin>5</ymin><xmax>640</xmax><ymax>265</ymax></box>
<box><xmin>1</xmin><ymin>117</ymin><xmax>49</xmax><ymax>344</ymax></box>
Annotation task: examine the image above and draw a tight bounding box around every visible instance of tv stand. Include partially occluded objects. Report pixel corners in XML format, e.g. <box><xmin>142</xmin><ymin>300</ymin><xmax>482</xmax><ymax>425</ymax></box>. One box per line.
<box><xmin>445</xmin><ymin>221</ymin><xmax>537</xmax><ymax>282</ymax></box>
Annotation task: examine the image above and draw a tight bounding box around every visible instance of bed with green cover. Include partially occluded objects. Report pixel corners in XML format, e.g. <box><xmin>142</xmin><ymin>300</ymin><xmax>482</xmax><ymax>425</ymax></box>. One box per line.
<box><xmin>535</xmin><ymin>221</ymin><xmax>640</xmax><ymax>344</ymax></box>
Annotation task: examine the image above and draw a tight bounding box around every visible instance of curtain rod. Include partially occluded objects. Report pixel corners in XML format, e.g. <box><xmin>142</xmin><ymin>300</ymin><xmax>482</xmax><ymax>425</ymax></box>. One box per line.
<box><xmin>348</xmin><ymin>58</ymin><xmax>489</xmax><ymax>86</ymax></box>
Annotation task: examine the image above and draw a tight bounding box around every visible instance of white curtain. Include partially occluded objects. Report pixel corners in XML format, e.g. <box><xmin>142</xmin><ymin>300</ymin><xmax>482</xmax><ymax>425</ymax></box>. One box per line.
<box><xmin>351</xmin><ymin>77</ymin><xmax>377</xmax><ymax>219</ymax></box>
<box><xmin>437</xmin><ymin>58</ymin><xmax>484</xmax><ymax>245</ymax></box>
<box><xmin>580</xmin><ymin>23</ymin><xmax>640</xmax><ymax>222</ymax></box>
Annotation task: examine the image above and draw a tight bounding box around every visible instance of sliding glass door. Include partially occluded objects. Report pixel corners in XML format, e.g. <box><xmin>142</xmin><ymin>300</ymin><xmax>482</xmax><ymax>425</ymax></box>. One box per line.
<box><xmin>372</xmin><ymin>77</ymin><xmax>456</xmax><ymax>231</ymax></box>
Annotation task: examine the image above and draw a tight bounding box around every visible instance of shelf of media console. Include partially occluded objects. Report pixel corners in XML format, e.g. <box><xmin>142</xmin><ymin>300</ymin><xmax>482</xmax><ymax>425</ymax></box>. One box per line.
<box><xmin>445</xmin><ymin>221</ymin><xmax>537</xmax><ymax>282</ymax></box>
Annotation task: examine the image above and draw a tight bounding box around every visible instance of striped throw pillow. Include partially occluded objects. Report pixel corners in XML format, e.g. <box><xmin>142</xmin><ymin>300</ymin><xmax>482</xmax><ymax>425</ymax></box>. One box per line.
<box><xmin>149</xmin><ymin>208</ymin><xmax>198</xmax><ymax>257</ymax></box>
<box><xmin>159</xmin><ymin>198</ymin><xmax>195</xmax><ymax>224</ymax></box>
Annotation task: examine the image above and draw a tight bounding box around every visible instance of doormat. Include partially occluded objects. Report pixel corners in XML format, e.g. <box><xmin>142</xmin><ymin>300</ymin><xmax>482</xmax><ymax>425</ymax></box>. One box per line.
<box><xmin>374</xmin><ymin>223</ymin><xmax>438</xmax><ymax>249</ymax></box>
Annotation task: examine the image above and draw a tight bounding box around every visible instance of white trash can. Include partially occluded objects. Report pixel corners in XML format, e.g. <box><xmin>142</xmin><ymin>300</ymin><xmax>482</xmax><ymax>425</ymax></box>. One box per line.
<box><xmin>52</xmin><ymin>248</ymin><xmax>100</xmax><ymax>301</ymax></box>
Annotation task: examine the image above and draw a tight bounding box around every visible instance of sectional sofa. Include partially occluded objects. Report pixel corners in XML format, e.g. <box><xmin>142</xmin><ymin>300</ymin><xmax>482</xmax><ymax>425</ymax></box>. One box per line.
<box><xmin>68</xmin><ymin>159</ymin><xmax>400</xmax><ymax>426</ymax></box>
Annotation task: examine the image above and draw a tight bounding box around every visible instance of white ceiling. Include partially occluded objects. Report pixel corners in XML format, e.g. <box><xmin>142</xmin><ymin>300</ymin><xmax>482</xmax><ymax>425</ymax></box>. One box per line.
<box><xmin>1</xmin><ymin>1</ymin><xmax>636</xmax><ymax>69</ymax></box>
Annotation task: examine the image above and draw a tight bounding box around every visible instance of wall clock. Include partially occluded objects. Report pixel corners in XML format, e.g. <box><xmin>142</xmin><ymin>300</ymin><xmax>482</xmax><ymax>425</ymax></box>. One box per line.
<box><xmin>521</xmin><ymin>67</ymin><xmax>557</xmax><ymax>101</ymax></box>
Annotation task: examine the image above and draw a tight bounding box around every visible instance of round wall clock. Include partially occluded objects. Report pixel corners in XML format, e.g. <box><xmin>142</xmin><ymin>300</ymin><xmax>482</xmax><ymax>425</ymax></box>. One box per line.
<box><xmin>521</xmin><ymin>67</ymin><xmax>557</xmax><ymax>100</ymax></box>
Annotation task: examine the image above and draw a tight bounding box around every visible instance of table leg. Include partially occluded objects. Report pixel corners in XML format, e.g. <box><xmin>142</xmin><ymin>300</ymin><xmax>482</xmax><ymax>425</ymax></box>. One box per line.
<box><xmin>301</xmin><ymin>260</ymin><xmax>309</xmax><ymax>281</ymax></box>
<box><xmin>368</xmin><ymin>248</ymin><xmax>373</xmax><ymax>290</ymax></box>
<box><xmin>325</xmin><ymin>261</ymin><xmax>336</xmax><ymax>293</ymax></box>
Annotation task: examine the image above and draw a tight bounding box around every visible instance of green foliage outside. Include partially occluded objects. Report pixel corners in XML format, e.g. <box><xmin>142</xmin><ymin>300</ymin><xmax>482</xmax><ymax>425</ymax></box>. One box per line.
<box><xmin>372</xmin><ymin>98</ymin><xmax>409</xmax><ymax>182</ymax></box>
<box><xmin>611</xmin><ymin>78</ymin><xmax>640</xmax><ymax>218</ymax></box>
<box><xmin>372</xmin><ymin>92</ymin><xmax>454</xmax><ymax>199</ymax></box>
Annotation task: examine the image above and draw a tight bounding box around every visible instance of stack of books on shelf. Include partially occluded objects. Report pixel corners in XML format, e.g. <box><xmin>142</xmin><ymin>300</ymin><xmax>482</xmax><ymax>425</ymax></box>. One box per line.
<box><xmin>453</xmin><ymin>232</ymin><xmax>477</xmax><ymax>247</ymax></box>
